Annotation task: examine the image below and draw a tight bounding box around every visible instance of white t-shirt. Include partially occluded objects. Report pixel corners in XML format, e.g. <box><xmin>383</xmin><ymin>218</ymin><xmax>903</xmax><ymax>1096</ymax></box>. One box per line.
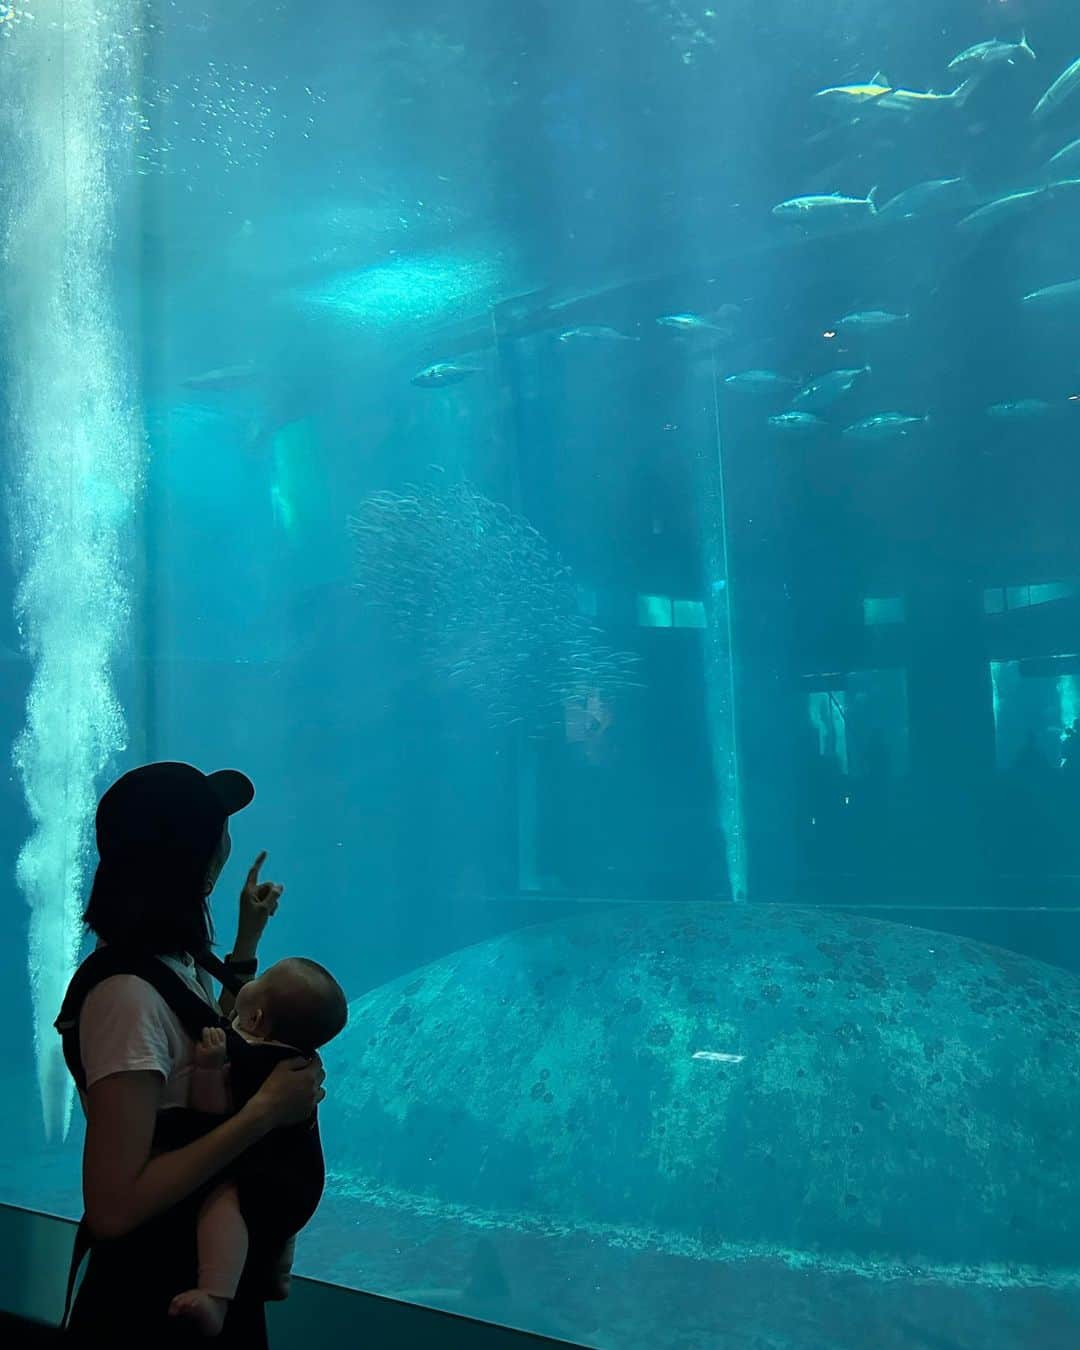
<box><xmin>78</xmin><ymin>951</ymin><xmax>220</xmax><ymax>1110</ymax></box>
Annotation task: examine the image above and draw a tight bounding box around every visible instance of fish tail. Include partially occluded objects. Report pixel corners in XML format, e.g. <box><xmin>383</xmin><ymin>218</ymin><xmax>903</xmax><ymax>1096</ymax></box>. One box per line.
<box><xmin>867</xmin><ymin>185</ymin><xmax>879</xmax><ymax>212</ymax></box>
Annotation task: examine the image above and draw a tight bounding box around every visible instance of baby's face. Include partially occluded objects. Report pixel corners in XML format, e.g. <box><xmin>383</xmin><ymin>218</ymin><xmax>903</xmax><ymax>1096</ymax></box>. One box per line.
<box><xmin>232</xmin><ymin>971</ymin><xmax>273</xmax><ymax>1035</ymax></box>
<box><xmin>232</xmin><ymin>962</ymin><xmax>301</xmax><ymax>1037</ymax></box>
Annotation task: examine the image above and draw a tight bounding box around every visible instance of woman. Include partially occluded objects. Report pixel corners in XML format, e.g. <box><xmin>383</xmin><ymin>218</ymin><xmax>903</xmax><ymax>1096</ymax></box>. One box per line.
<box><xmin>61</xmin><ymin>761</ymin><xmax>325</xmax><ymax>1346</ymax></box>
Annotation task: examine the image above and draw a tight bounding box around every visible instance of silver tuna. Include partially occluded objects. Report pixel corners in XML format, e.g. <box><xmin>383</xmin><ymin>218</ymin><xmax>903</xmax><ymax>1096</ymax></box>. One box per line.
<box><xmin>1033</xmin><ymin>55</ymin><xmax>1080</xmax><ymax>123</ymax></box>
<box><xmin>948</xmin><ymin>35</ymin><xmax>1035</xmax><ymax>74</ymax></box>
<box><xmin>843</xmin><ymin>412</ymin><xmax>928</xmax><ymax>441</ymax></box>
<box><xmin>772</xmin><ymin>189</ymin><xmax>878</xmax><ymax>223</ymax></box>
<box><xmin>792</xmin><ymin>365</ymin><xmax>871</xmax><ymax>412</ymax></box>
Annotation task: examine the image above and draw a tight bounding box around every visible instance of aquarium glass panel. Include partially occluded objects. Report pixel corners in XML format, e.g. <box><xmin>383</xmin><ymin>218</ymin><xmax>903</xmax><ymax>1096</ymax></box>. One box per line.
<box><xmin>3</xmin><ymin>3</ymin><xmax>1080</xmax><ymax>1348</ymax></box>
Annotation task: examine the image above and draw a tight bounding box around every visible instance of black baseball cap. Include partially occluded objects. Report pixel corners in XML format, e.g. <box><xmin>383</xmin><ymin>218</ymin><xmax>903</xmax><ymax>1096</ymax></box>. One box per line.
<box><xmin>95</xmin><ymin>761</ymin><xmax>255</xmax><ymax>863</ymax></box>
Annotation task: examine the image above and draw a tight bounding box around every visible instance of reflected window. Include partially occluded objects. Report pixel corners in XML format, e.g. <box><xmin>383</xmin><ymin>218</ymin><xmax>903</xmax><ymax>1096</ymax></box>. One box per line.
<box><xmin>803</xmin><ymin>668</ymin><xmax>909</xmax><ymax>779</ymax></box>
<box><xmin>637</xmin><ymin>594</ymin><xmax>673</xmax><ymax>627</ymax></box>
<box><xmin>988</xmin><ymin>658</ymin><xmax>1080</xmax><ymax>879</ymax></box>
<box><xmin>637</xmin><ymin>594</ymin><xmax>707</xmax><ymax>629</ymax></box>
<box><xmin>863</xmin><ymin>596</ymin><xmax>905</xmax><ymax>626</ymax></box>
<box><xmin>808</xmin><ymin>689</ymin><xmax>848</xmax><ymax>773</ymax></box>
<box><xmin>672</xmin><ymin>599</ymin><xmax>707</xmax><ymax>629</ymax></box>
<box><xmin>984</xmin><ymin>581</ymin><xmax>1079</xmax><ymax>614</ymax></box>
<box><xmin>797</xmin><ymin>668</ymin><xmax>911</xmax><ymax>896</ymax></box>
<box><xmin>990</xmin><ymin>659</ymin><xmax>1080</xmax><ymax>769</ymax></box>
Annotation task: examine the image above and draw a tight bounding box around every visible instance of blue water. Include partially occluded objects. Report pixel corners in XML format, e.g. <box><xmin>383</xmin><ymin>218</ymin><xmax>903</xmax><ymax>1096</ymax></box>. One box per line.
<box><xmin>3</xmin><ymin>1</ymin><xmax>1080</xmax><ymax>1346</ymax></box>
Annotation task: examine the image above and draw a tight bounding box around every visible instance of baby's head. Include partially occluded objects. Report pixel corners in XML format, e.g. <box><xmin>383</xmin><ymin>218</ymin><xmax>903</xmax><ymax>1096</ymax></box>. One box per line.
<box><xmin>233</xmin><ymin>957</ymin><xmax>347</xmax><ymax>1053</ymax></box>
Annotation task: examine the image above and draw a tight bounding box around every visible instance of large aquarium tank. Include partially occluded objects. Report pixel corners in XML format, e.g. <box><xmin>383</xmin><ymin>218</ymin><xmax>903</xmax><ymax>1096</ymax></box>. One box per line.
<box><xmin>3</xmin><ymin>1</ymin><xmax>1080</xmax><ymax>1347</ymax></box>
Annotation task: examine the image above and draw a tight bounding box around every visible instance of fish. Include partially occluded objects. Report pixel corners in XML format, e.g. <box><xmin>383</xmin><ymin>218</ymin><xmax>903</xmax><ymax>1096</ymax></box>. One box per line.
<box><xmin>843</xmin><ymin>412</ymin><xmax>928</xmax><ymax>441</ymax></box>
<box><xmin>876</xmin><ymin>80</ymin><xmax>976</xmax><ymax>112</ymax></box>
<box><xmin>656</xmin><ymin>312</ymin><xmax>733</xmax><ymax>335</ymax></box>
<box><xmin>957</xmin><ymin>188</ymin><xmax>1045</xmax><ymax>231</ymax></box>
<box><xmin>768</xmin><ymin>411</ymin><xmax>827</xmax><ymax>433</ymax></box>
<box><xmin>558</xmin><ymin>325</ymin><xmax>639</xmax><ymax>342</ymax></box>
<box><xmin>836</xmin><ymin>309</ymin><xmax>910</xmax><ymax>330</ymax></box>
<box><xmin>772</xmin><ymin>189</ymin><xmax>878</xmax><ymax>223</ymax></box>
<box><xmin>948</xmin><ymin>34</ymin><xmax>1035</xmax><ymax>74</ymax></box>
<box><xmin>792</xmin><ymin>365</ymin><xmax>871</xmax><ymax>412</ymax></box>
<box><xmin>986</xmin><ymin>399</ymin><xmax>1053</xmax><ymax>420</ymax></box>
<box><xmin>878</xmin><ymin>177</ymin><xmax>972</xmax><ymax>219</ymax></box>
<box><xmin>692</xmin><ymin>1051</ymin><xmax>746</xmax><ymax>1064</ymax></box>
<box><xmin>411</xmin><ymin>361</ymin><xmax>483</xmax><ymax>388</ymax></box>
<box><xmin>724</xmin><ymin>370</ymin><xmax>800</xmax><ymax>393</ymax></box>
<box><xmin>1046</xmin><ymin>136</ymin><xmax>1080</xmax><ymax>177</ymax></box>
<box><xmin>1022</xmin><ymin>278</ymin><xmax>1080</xmax><ymax>308</ymax></box>
<box><xmin>181</xmin><ymin>362</ymin><xmax>258</xmax><ymax>392</ymax></box>
<box><xmin>1033</xmin><ymin>56</ymin><xmax>1080</xmax><ymax>123</ymax></box>
<box><xmin>814</xmin><ymin>73</ymin><xmax>891</xmax><ymax>104</ymax></box>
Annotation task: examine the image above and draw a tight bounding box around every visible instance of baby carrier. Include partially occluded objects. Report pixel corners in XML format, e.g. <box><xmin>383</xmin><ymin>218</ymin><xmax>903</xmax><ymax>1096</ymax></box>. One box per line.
<box><xmin>54</xmin><ymin>946</ymin><xmax>325</xmax><ymax>1328</ymax></box>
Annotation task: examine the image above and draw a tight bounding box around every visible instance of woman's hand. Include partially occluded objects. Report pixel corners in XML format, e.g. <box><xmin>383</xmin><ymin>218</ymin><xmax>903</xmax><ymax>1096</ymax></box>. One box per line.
<box><xmin>249</xmin><ymin>1055</ymin><xmax>326</xmax><ymax>1130</ymax></box>
<box><xmin>234</xmin><ymin>851</ymin><xmax>283</xmax><ymax>954</ymax></box>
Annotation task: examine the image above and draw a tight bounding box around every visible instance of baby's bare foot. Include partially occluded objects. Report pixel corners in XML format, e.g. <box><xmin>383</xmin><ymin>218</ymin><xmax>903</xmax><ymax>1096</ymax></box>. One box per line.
<box><xmin>168</xmin><ymin>1289</ymin><xmax>229</xmax><ymax>1337</ymax></box>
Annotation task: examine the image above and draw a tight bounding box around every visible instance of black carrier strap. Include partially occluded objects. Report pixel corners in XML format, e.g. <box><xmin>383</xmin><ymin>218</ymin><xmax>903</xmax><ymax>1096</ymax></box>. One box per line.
<box><xmin>55</xmin><ymin>946</ymin><xmax>238</xmax><ymax>1095</ymax></box>
<box><xmin>54</xmin><ymin>947</ymin><xmax>244</xmax><ymax>1327</ymax></box>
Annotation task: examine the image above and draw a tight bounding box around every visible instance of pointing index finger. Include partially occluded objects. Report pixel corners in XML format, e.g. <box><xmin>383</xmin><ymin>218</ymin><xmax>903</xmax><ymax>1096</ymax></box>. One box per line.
<box><xmin>246</xmin><ymin>851</ymin><xmax>268</xmax><ymax>886</ymax></box>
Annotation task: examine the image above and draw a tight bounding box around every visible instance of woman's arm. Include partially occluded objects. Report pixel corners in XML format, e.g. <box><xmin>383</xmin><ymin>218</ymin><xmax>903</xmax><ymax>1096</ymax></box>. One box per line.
<box><xmin>219</xmin><ymin>851</ymin><xmax>283</xmax><ymax>1019</ymax></box>
<box><xmin>83</xmin><ymin>1071</ymin><xmax>273</xmax><ymax>1239</ymax></box>
<box><xmin>83</xmin><ymin>1056</ymin><xmax>323</xmax><ymax>1240</ymax></box>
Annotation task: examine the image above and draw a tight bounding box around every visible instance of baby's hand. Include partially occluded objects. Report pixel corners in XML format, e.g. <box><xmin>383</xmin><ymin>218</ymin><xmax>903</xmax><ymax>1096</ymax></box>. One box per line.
<box><xmin>195</xmin><ymin>1026</ymin><xmax>228</xmax><ymax>1070</ymax></box>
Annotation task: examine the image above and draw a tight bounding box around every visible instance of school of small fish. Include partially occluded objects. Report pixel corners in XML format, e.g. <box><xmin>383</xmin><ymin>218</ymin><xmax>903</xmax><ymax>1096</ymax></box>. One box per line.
<box><xmin>348</xmin><ymin>481</ymin><xmax>641</xmax><ymax>727</ymax></box>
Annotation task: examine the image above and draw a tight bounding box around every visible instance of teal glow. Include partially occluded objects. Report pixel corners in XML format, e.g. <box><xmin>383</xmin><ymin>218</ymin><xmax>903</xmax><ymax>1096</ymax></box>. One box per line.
<box><xmin>294</xmin><ymin>251</ymin><xmax>507</xmax><ymax>327</ymax></box>
<box><xmin>809</xmin><ymin>691</ymin><xmax>849</xmax><ymax>774</ymax></box>
<box><xmin>673</xmin><ymin>598</ymin><xmax>707</xmax><ymax>629</ymax></box>
<box><xmin>987</xmin><ymin>581</ymin><xmax>1078</xmax><ymax>614</ymax></box>
<box><xmin>638</xmin><ymin>594</ymin><xmax>673</xmax><ymax>628</ymax></box>
<box><xmin>863</xmin><ymin>596</ymin><xmax>905</xmax><ymax>626</ymax></box>
<box><xmin>990</xmin><ymin>661</ymin><xmax>1006</xmax><ymax>730</ymax></box>
<box><xmin>1030</xmin><ymin>581</ymin><xmax>1077</xmax><ymax>606</ymax></box>
<box><xmin>1059</xmin><ymin>674</ymin><xmax>1080</xmax><ymax>733</ymax></box>
<box><xmin>637</xmin><ymin>595</ymin><xmax>706</xmax><ymax>628</ymax></box>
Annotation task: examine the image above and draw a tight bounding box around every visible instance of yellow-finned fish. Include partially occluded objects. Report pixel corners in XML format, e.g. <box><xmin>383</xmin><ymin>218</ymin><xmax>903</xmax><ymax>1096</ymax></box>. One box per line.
<box><xmin>815</xmin><ymin>71</ymin><xmax>891</xmax><ymax>104</ymax></box>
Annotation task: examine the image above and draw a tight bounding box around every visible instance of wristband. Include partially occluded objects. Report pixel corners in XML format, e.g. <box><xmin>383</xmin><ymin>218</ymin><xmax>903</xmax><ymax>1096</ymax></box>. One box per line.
<box><xmin>224</xmin><ymin>954</ymin><xmax>258</xmax><ymax>977</ymax></box>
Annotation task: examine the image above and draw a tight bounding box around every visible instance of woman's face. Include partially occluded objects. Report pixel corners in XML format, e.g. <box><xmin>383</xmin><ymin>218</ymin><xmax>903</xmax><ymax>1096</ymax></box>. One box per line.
<box><xmin>204</xmin><ymin>826</ymin><xmax>232</xmax><ymax>895</ymax></box>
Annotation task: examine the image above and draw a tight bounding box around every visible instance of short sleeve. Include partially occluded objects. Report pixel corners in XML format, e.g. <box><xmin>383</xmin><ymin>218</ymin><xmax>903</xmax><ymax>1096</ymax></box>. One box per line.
<box><xmin>79</xmin><ymin>974</ymin><xmax>178</xmax><ymax>1089</ymax></box>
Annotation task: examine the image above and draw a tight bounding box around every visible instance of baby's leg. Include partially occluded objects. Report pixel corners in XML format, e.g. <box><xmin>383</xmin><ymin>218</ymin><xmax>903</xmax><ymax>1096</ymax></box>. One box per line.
<box><xmin>265</xmin><ymin>1234</ymin><xmax>297</xmax><ymax>1300</ymax></box>
<box><xmin>168</xmin><ymin>1180</ymin><xmax>249</xmax><ymax>1338</ymax></box>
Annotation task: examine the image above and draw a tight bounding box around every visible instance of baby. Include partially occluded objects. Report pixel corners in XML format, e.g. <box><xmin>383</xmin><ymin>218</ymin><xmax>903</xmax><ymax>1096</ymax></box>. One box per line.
<box><xmin>168</xmin><ymin>957</ymin><xmax>348</xmax><ymax>1337</ymax></box>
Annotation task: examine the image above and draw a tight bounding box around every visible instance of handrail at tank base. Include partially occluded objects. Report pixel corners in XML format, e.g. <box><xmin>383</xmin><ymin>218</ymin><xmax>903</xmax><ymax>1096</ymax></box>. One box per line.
<box><xmin>0</xmin><ymin>1203</ymin><xmax>588</xmax><ymax>1349</ymax></box>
